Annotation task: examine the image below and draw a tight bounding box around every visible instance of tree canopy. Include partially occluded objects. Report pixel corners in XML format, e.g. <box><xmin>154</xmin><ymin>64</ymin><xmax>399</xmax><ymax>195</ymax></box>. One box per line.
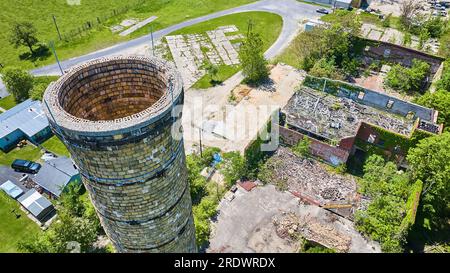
<box><xmin>9</xmin><ymin>22</ymin><xmax>39</xmax><ymax>54</ymax></box>
<box><xmin>384</xmin><ymin>59</ymin><xmax>430</xmax><ymax>93</ymax></box>
<box><xmin>415</xmin><ymin>90</ymin><xmax>450</xmax><ymax>129</ymax></box>
<box><xmin>239</xmin><ymin>31</ymin><xmax>269</xmax><ymax>84</ymax></box>
<box><xmin>1</xmin><ymin>67</ymin><xmax>34</xmax><ymax>102</ymax></box>
<box><xmin>290</xmin><ymin>17</ymin><xmax>362</xmax><ymax>79</ymax></box>
<box><xmin>407</xmin><ymin>132</ymin><xmax>450</xmax><ymax>219</ymax></box>
<box><xmin>355</xmin><ymin>155</ymin><xmax>413</xmax><ymax>252</ymax></box>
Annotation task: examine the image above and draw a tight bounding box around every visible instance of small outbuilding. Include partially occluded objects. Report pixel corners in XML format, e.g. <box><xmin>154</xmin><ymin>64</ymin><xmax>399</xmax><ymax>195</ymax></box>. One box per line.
<box><xmin>0</xmin><ymin>180</ymin><xmax>24</xmax><ymax>199</ymax></box>
<box><xmin>17</xmin><ymin>189</ymin><xmax>55</xmax><ymax>222</ymax></box>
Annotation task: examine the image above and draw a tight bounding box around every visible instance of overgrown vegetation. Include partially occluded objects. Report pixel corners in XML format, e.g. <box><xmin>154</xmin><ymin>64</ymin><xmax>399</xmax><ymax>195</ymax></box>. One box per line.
<box><xmin>384</xmin><ymin>59</ymin><xmax>430</xmax><ymax>94</ymax></box>
<box><xmin>18</xmin><ymin>184</ymin><xmax>106</xmax><ymax>253</ymax></box>
<box><xmin>291</xmin><ymin>138</ymin><xmax>311</xmax><ymax>158</ymax></box>
<box><xmin>1</xmin><ymin>68</ymin><xmax>59</xmax><ymax>104</ymax></box>
<box><xmin>279</xmin><ymin>11</ymin><xmax>362</xmax><ymax>80</ymax></box>
<box><xmin>239</xmin><ymin>31</ymin><xmax>269</xmax><ymax>84</ymax></box>
<box><xmin>355</xmin><ymin>155</ymin><xmax>420</xmax><ymax>252</ymax></box>
<box><xmin>415</xmin><ymin>90</ymin><xmax>450</xmax><ymax>130</ymax></box>
<box><xmin>187</xmin><ymin>147</ymin><xmax>249</xmax><ymax>249</ymax></box>
<box><xmin>407</xmin><ymin>133</ymin><xmax>450</xmax><ymax>225</ymax></box>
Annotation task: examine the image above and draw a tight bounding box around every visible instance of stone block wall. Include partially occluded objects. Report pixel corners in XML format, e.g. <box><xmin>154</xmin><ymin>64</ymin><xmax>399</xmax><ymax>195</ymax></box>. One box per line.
<box><xmin>43</xmin><ymin>56</ymin><xmax>196</xmax><ymax>253</ymax></box>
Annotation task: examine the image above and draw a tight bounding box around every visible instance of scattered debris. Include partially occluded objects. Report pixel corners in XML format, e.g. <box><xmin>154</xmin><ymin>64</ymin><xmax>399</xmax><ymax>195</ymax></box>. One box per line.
<box><xmin>266</xmin><ymin>147</ymin><xmax>357</xmax><ymax>206</ymax></box>
<box><xmin>166</xmin><ymin>25</ymin><xmax>241</xmax><ymax>88</ymax></box>
<box><xmin>273</xmin><ymin>211</ymin><xmax>352</xmax><ymax>252</ymax></box>
<box><xmin>284</xmin><ymin>86</ymin><xmax>415</xmax><ymax>140</ymax></box>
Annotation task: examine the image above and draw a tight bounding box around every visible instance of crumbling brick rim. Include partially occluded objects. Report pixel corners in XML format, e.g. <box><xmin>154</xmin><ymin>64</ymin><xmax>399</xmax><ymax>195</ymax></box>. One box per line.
<box><xmin>43</xmin><ymin>55</ymin><xmax>183</xmax><ymax>134</ymax></box>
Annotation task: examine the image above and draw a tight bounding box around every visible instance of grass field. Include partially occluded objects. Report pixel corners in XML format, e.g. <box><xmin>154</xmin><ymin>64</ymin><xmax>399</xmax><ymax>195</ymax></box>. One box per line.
<box><xmin>0</xmin><ymin>0</ymin><xmax>256</xmax><ymax>70</ymax></box>
<box><xmin>0</xmin><ymin>144</ymin><xmax>43</xmax><ymax>166</ymax></box>
<box><xmin>0</xmin><ymin>95</ymin><xmax>17</xmax><ymax>110</ymax></box>
<box><xmin>0</xmin><ymin>191</ymin><xmax>42</xmax><ymax>253</ymax></box>
<box><xmin>41</xmin><ymin>136</ymin><xmax>70</xmax><ymax>157</ymax></box>
<box><xmin>168</xmin><ymin>11</ymin><xmax>283</xmax><ymax>88</ymax></box>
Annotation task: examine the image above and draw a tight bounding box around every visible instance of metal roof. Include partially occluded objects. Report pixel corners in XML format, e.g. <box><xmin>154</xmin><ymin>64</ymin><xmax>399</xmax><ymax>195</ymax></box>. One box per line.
<box><xmin>17</xmin><ymin>189</ymin><xmax>53</xmax><ymax>218</ymax></box>
<box><xmin>32</xmin><ymin>157</ymin><xmax>79</xmax><ymax>197</ymax></box>
<box><xmin>0</xmin><ymin>99</ymin><xmax>49</xmax><ymax>139</ymax></box>
<box><xmin>0</xmin><ymin>180</ymin><xmax>23</xmax><ymax>199</ymax></box>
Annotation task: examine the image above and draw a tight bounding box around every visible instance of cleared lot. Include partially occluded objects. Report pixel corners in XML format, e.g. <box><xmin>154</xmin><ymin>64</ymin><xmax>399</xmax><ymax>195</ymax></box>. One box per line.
<box><xmin>208</xmin><ymin>184</ymin><xmax>381</xmax><ymax>253</ymax></box>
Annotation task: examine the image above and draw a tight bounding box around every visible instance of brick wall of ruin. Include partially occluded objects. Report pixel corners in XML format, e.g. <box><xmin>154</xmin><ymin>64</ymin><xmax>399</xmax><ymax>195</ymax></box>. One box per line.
<box><xmin>43</xmin><ymin>56</ymin><xmax>196</xmax><ymax>253</ymax></box>
<box><xmin>278</xmin><ymin>125</ymin><xmax>350</xmax><ymax>166</ymax></box>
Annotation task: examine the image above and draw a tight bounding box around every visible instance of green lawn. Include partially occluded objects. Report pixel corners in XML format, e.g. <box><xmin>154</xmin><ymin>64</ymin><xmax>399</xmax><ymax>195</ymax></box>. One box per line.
<box><xmin>0</xmin><ymin>0</ymin><xmax>256</xmax><ymax>70</ymax></box>
<box><xmin>0</xmin><ymin>145</ymin><xmax>43</xmax><ymax>166</ymax></box>
<box><xmin>0</xmin><ymin>95</ymin><xmax>17</xmax><ymax>110</ymax></box>
<box><xmin>41</xmin><ymin>136</ymin><xmax>70</xmax><ymax>157</ymax></box>
<box><xmin>192</xmin><ymin>65</ymin><xmax>241</xmax><ymax>89</ymax></box>
<box><xmin>0</xmin><ymin>191</ymin><xmax>42</xmax><ymax>253</ymax></box>
<box><xmin>169</xmin><ymin>11</ymin><xmax>283</xmax><ymax>88</ymax></box>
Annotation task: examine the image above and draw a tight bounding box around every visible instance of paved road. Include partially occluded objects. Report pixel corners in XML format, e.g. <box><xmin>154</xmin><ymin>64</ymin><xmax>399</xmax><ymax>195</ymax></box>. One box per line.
<box><xmin>31</xmin><ymin>0</ymin><xmax>320</xmax><ymax>76</ymax></box>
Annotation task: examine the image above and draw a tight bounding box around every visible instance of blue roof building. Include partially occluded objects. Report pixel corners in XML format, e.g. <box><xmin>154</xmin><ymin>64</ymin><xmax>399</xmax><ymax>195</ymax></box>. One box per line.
<box><xmin>0</xmin><ymin>99</ymin><xmax>52</xmax><ymax>152</ymax></box>
<box><xmin>32</xmin><ymin>157</ymin><xmax>81</xmax><ymax>198</ymax></box>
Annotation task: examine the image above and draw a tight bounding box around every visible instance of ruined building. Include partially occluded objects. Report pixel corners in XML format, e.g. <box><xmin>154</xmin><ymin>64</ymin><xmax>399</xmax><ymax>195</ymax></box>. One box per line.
<box><xmin>280</xmin><ymin>75</ymin><xmax>443</xmax><ymax>168</ymax></box>
<box><xmin>43</xmin><ymin>56</ymin><xmax>196</xmax><ymax>253</ymax></box>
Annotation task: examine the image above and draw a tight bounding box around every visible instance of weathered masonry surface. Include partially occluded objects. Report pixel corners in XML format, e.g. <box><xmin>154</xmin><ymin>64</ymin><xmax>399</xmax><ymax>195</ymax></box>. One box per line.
<box><xmin>43</xmin><ymin>56</ymin><xmax>196</xmax><ymax>253</ymax></box>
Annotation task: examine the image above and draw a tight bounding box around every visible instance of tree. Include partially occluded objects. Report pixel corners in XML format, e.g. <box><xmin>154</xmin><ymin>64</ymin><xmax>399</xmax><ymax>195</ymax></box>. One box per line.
<box><xmin>423</xmin><ymin>17</ymin><xmax>445</xmax><ymax>38</ymax></box>
<box><xmin>1</xmin><ymin>67</ymin><xmax>34</xmax><ymax>102</ymax></box>
<box><xmin>309</xmin><ymin>57</ymin><xmax>345</xmax><ymax>80</ymax></box>
<box><xmin>399</xmin><ymin>0</ymin><xmax>422</xmax><ymax>29</ymax></box>
<box><xmin>58</xmin><ymin>183</ymin><xmax>85</xmax><ymax>217</ymax></box>
<box><xmin>192</xmin><ymin>197</ymin><xmax>218</xmax><ymax>248</ymax></box>
<box><xmin>435</xmin><ymin>63</ymin><xmax>450</xmax><ymax>92</ymax></box>
<box><xmin>239</xmin><ymin>32</ymin><xmax>269</xmax><ymax>84</ymax></box>
<box><xmin>418</xmin><ymin>28</ymin><xmax>430</xmax><ymax>50</ymax></box>
<box><xmin>384</xmin><ymin>59</ymin><xmax>430</xmax><ymax>93</ymax></box>
<box><xmin>9</xmin><ymin>22</ymin><xmax>39</xmax><ymax>54</ymax></box>
<box><xmin>29</xmin><ymin>82</ymin><xmax>48</xmax><ymax>101</ymax></box>
<box><xmin>415</xmin><ymin>90</ymin><xmax>450</xmax><ymax>128</ymax></box>
<box><xmin>220</xmin><ymin>151</ymin><xmax>246</xmax><ymax>187</ymax></box>
<box><xmin>202</xmin><ymin>61</ymin><xmax>219</xmax><ymax>83</ymax></box>
<box><xmin>19</xmin><ymin>212</ymin><xmax>98</xmax><ymax>253</ymax></box>
<box><xmin>291</xmin><ymin>18</ymin><xmax>361</xmax><ymax>77</ymax></box>
<box><xmin>355</xmin><ymin>155</ymin><xmax>412</xmax><ymax>252</ymax></box>
<box><xmin>407</xmin><ymin>133</ymin><xmax>450</xmax><ymax>219</ymax></box>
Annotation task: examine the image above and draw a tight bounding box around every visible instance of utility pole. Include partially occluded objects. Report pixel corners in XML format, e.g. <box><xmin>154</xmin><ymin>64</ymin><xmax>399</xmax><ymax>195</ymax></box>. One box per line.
<box><xmin>247</xmin><ymin>19</ymin><xmax>253</xmax><ymax>37</ymax></box>
<box><xmin>199</xmin><ymin>127</ymin><xmax>203</xmax><ymax>157</ymax></box>
<box><xmin>150</xmin><ymin>24</ymin><xmax>155</xmax><ymax>56</ymax></box>
<box><xmin>52</xmin><ymin>15</ymin><xmax>62</xmax><ymax>41</ymax></box>
<box><xmin>50</xmin><ymin>41</ymin><xmax>64</xmax><ymax>75</ymax></box>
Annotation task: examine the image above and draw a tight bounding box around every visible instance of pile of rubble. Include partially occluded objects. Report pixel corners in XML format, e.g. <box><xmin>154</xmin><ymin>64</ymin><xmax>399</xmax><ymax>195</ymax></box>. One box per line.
<box><xmin>284</xmin><ymin>87</ymin><xmax>415</xmax><ymax>140</ymax></box>
<box><xmin>272</xmin><ymin>212</ymin><xmax>300</xmax><ymax>241</ymax></box>
<box><xmin>269</xmin><ymin>147</ymin><xmax>357</xmax><ymax>205</ymax></box>
<box><xmin>302</xmin><ymin>216</ymin><xmax>351</xmax><ymax>252</ymax></box>
<box><xmin>272</xmin><ymin>211</ymin><xmax>352</xmax><ymax>252</ymax></box>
